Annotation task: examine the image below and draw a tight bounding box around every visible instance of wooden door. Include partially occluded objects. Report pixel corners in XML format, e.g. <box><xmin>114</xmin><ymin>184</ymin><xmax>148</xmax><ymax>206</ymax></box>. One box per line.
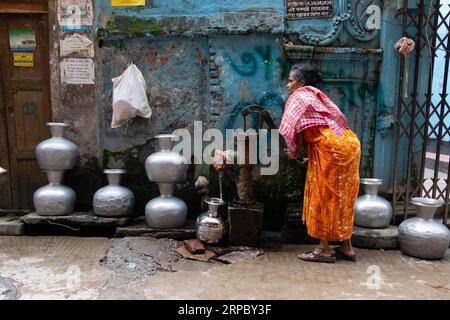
<box><xmin>0</xmin><ymin>13</ymin><xmax>51</xmax><ymax>209</ymax></box>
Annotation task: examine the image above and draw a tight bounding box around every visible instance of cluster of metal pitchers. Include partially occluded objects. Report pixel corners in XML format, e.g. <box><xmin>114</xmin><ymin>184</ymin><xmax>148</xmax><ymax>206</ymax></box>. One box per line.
<box><xmin>354</xmin><ymin>178</ymin><xmax>450</xmax><ymax>260</ymax></box>
<box><xmin>34</xmin><ymin>123</ymin><xmax>79</xmax><ymax>215</ymax></box>
<box><xmin>34</xmin><ymin>128</ymin><xmax>191</xmax><ymax>227</ymax></box>
<box><xmin>33</xmin><ymin>123</ymin><xmax>135</xmax><ymax>217</ymax></box>
<box><xmin>144</xmin><ymin>134</ymin><xmax>188</xmax><ymax>228</ymax></box>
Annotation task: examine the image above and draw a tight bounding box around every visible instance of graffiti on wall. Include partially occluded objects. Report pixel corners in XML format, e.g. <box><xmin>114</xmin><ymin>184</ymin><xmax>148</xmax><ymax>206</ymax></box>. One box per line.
<box><xmin>211</xmin><ymin>41</ymin><xmax>290</xmax><ymax>132</ymax></box>
<box><xmin>224</xmin><ymin>45</ymin><xmax>290</xmax><ymax>81</ymax></box>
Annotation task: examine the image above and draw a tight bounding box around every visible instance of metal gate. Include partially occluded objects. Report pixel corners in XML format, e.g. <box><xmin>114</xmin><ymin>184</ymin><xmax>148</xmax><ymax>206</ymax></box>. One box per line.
<box><xmin>393</xmin><ymin>0</ymin><xmax>450</xmax><ymax>225</ymax></box>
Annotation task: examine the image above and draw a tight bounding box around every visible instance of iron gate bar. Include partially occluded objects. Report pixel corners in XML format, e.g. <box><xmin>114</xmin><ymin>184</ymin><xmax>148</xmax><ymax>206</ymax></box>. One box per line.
<box><xmin>432</xmin><ymin>6</ymin><xmax>450</xmax><ymax>200</ymax></box>
<box><xmin>404</xmin><ymin>0</ymin><xmax>426</xmax><ymax>220</ymax></box>
<box><xmin>446</xmin><ymin>142</ymin><xmax>449</xmax><ymax>225</ymax></box>
<box><xmin>420</xmin><ymin>1</ymin><xmax>439</xmax><ymax>199</ymax></box>
<box><xmin>392</xmin><ymin>0</ymin><xmax>410</xmax><ymax>225</ymax></box>
<box><xmin>443</xmin><ymin>2</ymin><xmax>450</xmax><ymax>225</ymax></box>
<box><xmin>404</xmin><ymin>0</ymin><xmax>425</xmax><ymax>219</ymax></box>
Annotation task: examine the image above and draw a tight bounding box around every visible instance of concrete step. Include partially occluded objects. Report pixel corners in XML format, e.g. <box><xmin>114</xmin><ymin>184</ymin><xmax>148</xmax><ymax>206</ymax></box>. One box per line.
<box><xmin>352</xmin><ymin>225</ymin><xmax>399</xmax><ymax>249</ymax></box>
<box><xmin>21</xmin><ymin>211</ymin><xmax>131</xmax><ymax>228</ymax></box>
<box><xmin>115</xmin><ymin>217</ymin><xmax>196</xmax><ymax>240</ymax></box>
<box><xmin>0</xmin><ymin>215</ymin><xmax>25</xmax><ymax>236</ymax></box>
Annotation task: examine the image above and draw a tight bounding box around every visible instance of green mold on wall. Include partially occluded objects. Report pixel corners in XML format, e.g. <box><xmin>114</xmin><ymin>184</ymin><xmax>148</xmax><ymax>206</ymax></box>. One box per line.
<box><xmin>103</xmin><ymin>16</ymin><xmax>198</xmax><ymax>37</ymax></box>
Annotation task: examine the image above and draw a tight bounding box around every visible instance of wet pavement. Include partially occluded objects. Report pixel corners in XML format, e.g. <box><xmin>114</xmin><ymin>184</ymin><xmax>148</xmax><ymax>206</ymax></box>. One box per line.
<box><xmin>0</xmin><ymin>236</ymin><xmax>449</xmax><ymax>300</ymax></box>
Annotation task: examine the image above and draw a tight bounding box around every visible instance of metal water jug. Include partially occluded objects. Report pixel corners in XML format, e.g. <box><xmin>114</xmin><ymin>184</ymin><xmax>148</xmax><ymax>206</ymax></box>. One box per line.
<box><xmin>196</xmin><ymin>197</ymin><xmax>227</xmax><ymax>244</ymax></box>
<box><xmin>33</xmin><ymin>171</ymin><xmax>76</xmax><ymax>216</ymax></box>
<box><xmin>145</xmin><ymin>183</ymin><xmax>187</xmax><ymax>228</ymax></box>
<box><xmin>398</xmin><ymin>197</ymin><xmax>450</xmax><ymax>260</ymax></box>
<box><xmin>144</xmin><ymin>134</ymin><xmax>187</xmax><ymax>183</ymax></box>
<box><xmin>354</xmin><ymin>178</ymin><xmax>393</xmax><ymax>228</ymax></box>
<box><xmin>36</xmin><ymin>123</ymin><xmax>79</xmax><ymax>171</ymax></box>
<box><xmin>93</xmin><ymin>169</ymin><xmax>134</xmax><ymax>217</ymax></box>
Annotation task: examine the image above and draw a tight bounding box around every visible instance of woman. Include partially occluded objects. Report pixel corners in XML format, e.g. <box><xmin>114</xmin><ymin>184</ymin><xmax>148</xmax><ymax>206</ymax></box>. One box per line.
<box><xmin>279</xmin><ymin>63</ymin><xmax>361</xmax><ymax>263</ymax></box>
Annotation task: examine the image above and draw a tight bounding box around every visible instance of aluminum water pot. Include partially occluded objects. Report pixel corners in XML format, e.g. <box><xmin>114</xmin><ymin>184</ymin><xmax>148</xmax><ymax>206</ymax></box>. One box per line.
<box><xmin>354</xmin><ymin>178</ymin><xmax>393</xmax><ymax>228</ymax></box>
<box><xmin>196</xmin><ymin>197</ymin><xmax>227</xmax><ymax>244</ymax></box>
<box><xmin>93</xmin><ymin>169</ymin><xmax>134</xmax><ymax>217</ymax></box>
<box><xmin>398</xmin><ymin>197</ymin><xmax>450</xmax><ymax>260</ymax></box>
<box><xmin>36</xmin><ymin>123</ymin><xmax>79</xmax><ymax>171</ymax></box>
<box><xmin>145</xmin><ymin>183</ymin><xmax>187</xmax><ymax>228</ymax></box>
<box><xmin>145</xmin><ymin>134</ymin><xmax>187</xmax><ymax>183</ymax></box>
<box><xmin>33</xmin><ymin>171</ymin><xmax>76</xmax><ymax>216</ymax></box>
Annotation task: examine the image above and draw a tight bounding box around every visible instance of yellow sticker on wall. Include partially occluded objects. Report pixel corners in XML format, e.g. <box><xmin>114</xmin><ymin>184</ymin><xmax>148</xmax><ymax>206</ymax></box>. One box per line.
<box><xmin>111</xmin><ymin>0</ymin><xmax>145</xmax><ymax>6</ymax></box>
<box><xmin>13</xmin><ymin>52</ymin><xmax>34</xmax><ymax>67</ymax></box>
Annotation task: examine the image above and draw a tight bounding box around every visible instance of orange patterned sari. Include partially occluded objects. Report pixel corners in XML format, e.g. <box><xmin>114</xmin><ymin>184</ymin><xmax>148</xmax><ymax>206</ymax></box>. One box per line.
<box><xmin>302</xmin><ymin>126</ymin><xmax>361</xmax><ymax>241</ymax></box>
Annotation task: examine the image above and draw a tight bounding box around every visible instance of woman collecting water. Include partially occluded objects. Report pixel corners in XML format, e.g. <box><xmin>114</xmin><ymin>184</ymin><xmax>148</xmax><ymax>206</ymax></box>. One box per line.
<box><xmin>279</xmin><ymin>63</ymin><xmax>361</xmax><ymax>263</ymax></box>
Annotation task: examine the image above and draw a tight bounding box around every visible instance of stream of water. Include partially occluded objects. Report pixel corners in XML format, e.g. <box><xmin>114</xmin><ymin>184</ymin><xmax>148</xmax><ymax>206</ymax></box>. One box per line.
<box><xmin>218</xmin><ymin>172</ymin><xmax>223</xmax><ymax>200</ymax></box>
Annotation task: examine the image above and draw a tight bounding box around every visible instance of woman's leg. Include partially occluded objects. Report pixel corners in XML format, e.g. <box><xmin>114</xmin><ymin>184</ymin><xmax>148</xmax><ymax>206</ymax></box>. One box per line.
<box><xmin>300</xmin><ymin>239</ymin><xmax>333</xmax><ymax>259</ymax></box>
<box><xmin>338</xmin><ymin>239</ymin><xmax>355</xmax><ymax>256</ymax></box>
<box><xmin>317</xmin><ymin>240</ymin><xmax>332</xmax><ymax>256</ymax></box>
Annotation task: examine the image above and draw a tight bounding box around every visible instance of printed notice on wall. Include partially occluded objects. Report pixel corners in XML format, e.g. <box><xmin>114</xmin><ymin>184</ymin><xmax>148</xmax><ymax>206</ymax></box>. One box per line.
<box><xmin>13</xmin><ymin>52</ymin><xmax>34</xmax><ymax>67</ymax></box>
<box><xmin>60</xmin><ymin>33</ymin><xmax>94</xmax><ymax>58</ymax></box>
<box><xmin>9</xmin><ymin>29</ymin><xmax>36</xmax><ymax>51</ymax></box>
<box><xmin>58</xmin><ymin>0</ymin><xmax>93</xmax><ymax>31</ymax></box>
<box><xmin>111</xmin><ymin>0</ymin><xmax>145</xmax><ymax>6</ymax></box>
<box><xmin>286</xmin><ymin>0</ymin><xmax>333</xmax><ymax>19</ymax></box>
<box><xmin>61</xmin><ymin>58</ymin><xmax>95</xmax><ymax>84</ymax></box>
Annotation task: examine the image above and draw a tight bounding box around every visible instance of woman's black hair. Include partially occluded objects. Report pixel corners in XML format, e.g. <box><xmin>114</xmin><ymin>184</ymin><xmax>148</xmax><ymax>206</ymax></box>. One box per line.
<box><xmin>290</xmin><ymin>63</ymin><xmax>323</xmax><ymax>87</ymax></box>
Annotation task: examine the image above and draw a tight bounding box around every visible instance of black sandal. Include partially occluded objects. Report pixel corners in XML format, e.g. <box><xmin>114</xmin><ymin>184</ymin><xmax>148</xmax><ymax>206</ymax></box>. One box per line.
<box><xmin>298</xmin><ymin>249</ymin><xmax>336</xmax><ymax>263</ymax></box>
<box><xmin>334</xmin><ymin>248</ymin><xmax>357</xmax><ymax>262</ymax></box>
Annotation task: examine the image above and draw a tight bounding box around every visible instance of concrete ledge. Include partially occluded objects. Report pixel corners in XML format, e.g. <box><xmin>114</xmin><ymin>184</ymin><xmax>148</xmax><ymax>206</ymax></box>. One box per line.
<box><xmin>0</xmin><ymin>215</ymin><xmax>25</xmax><ymax>236</ymax></box>
<box><xmin>352</xmin><ymin>225</ymin><xmax>399</xmax><ymax>250</ymax></box>
<box><xmin>114</xmin><ymin>218</ymin><xmax>196</xmax><ymax>240</ymax></box>
<box><xmin>21</xmin><ymin>212</ymin><xmax>131</xmax><ymax>227</ymax></box>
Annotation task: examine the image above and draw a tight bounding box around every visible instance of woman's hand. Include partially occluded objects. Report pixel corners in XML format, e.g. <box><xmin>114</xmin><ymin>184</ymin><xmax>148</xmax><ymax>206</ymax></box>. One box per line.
<box><xmin>297</xmin><ymin>158</ymin><xmax>308</xmax><ymax>168</ymax></box>
<box><xmin>213</xmin><ymin>149</ymin><xmax>233</xmax><ymax>172</ymax></box>
<box><xmin>283</xmin><ymin>148</ymin><xmax>297</xmax><ymax>159</ymax></box>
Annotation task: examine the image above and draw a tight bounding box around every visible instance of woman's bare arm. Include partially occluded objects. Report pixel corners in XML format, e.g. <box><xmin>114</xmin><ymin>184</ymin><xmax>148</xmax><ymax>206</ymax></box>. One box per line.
<box><xmin>295</xmin><ymin>132</ymin><xmax>307</xmax><ymax>158</ymax></box>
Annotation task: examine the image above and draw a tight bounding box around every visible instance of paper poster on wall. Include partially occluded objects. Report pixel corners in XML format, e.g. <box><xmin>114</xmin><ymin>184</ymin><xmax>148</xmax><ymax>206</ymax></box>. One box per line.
<box><xmin>60</xmin><ymin>33</ymin><xmax>94</xmax><ymax>58</ymax></box>
<box><xmin>13</xmin><ymin>52</ymin><xmax>34</xmax><ymax>67</ymax></box>
<box><xmin>61</xmin><ymin>58</ymin><xmax>95</xmax><ymax>84</ymax></box>
<box><xmin>9</xmin><ymin>29</ymin><xmax>36</xmax><ymax>51</ymax></box>
<box><xmin>112</xmin><ymin>0</ymin><xmax>145</xmax><ymax>6</ymax></box>
<box><xmin>58</xmin><ymin>0</ymin><xmax>93</xmax><ymax>31</ymax></box>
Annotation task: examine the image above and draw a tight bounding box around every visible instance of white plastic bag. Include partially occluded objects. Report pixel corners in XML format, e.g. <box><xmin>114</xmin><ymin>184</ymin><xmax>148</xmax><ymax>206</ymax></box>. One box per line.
<box><xmin>111</xmin><ymin>63</ymin><xmax>152</xmax><ymax>128</ymax></box>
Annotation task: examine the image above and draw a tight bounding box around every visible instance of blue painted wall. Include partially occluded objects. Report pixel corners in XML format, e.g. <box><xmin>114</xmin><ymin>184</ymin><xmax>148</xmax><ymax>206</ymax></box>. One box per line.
<box><xmin>80</xmin><ymin>0</ymin><xmax>403</xmax><ymax>223</ymax></box>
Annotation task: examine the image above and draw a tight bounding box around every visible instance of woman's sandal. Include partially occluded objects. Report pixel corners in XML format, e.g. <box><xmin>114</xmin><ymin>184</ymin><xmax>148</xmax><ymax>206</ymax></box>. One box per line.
<box><xmin>334</xmin><ymin>248</ymin><xmax>357</xmax><ymax>262</ymax></box>
<box><xmin>298</xmin><ymin>249</ymin><xmax>336</xmax><ymax>263</ymax></box>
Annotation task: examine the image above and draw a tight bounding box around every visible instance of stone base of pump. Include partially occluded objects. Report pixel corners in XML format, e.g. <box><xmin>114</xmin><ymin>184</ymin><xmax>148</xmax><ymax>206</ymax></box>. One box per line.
<box><xmin>228</xmin><ymin>201</ymin><xmax>264</xmax><ymax>247</ymax></box>
<box><xmin>351</xmin><ymin>225</ymin><xmax>399</xmax><ymax>249</ymax></box>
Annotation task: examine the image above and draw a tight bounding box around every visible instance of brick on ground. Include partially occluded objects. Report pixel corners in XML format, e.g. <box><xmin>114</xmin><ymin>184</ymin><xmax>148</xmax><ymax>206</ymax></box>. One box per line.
<box><xmin>183</xmin><ymin>239</ymin><xmax>206</xmax><ymax>254</ymax></box>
